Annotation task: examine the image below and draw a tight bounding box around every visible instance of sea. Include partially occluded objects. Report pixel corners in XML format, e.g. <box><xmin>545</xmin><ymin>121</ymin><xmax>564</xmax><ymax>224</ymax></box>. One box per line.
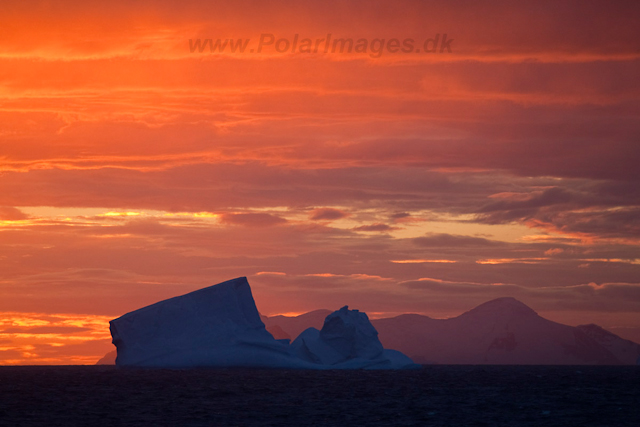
<box><xmin>0</xmin><ymin>365</ymin><xmax>638</xmax><ymax>426</ymax></box>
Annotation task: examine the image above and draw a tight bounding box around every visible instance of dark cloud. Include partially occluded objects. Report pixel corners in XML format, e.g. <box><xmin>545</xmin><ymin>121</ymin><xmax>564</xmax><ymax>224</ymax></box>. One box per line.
<box><xmin>413</xmin><ymin>233</ymin><xmax>499</xmax><ymax>247</ymax></box>
<box><xmin>0</xmin><ymin>206</ymin><xmax>28</xmax><ymax>221</ymax></box>
<box><xmin>401</xmin><ymin>279</ymin><xmax>640</xmax><ymax>313</ymax></box>
<box><xmin>309</xmin><ymin>208</ymin><xmax>349</xmax><ymax>221</ymax></box>
<box><xmin>477</xmin><ymin>187</ymin><xmax>575</xmax><ymax>220</ymax></box>
<box><xmin>391</xmin><ymin>212</ymin><xmax>411</xmax><ymax>219</ymax></box>
<box><xmin>536</xmin><ymin>207</ymin><xmax>640</xmax><ymax>239</ymax></box>
<box><xmin>471</xmin><ymin>183</ymin><xmax>640</xmax><ymax>239</ymax></box>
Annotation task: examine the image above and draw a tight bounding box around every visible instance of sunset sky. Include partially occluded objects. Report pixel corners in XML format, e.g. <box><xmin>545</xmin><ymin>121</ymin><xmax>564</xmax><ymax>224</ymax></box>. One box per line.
<box><xmin>1</xmin><ymin>0</ymin><xmax>639</xmax><ymax>364</ymax></box>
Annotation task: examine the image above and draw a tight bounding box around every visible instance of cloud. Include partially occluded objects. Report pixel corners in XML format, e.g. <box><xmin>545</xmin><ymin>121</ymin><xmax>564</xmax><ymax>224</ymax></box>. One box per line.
<box><xmin>352</xmin><ymin>223</ymin><xmax>399</xmax><ymax>232</ymax></box>
<box><xmin>544</xmin><ymin>248</ymin><xmax>564</xmax><ymax>256</ymax></box>
<box><xmin>401</xmin><ymin>278</ymin><xmax>640</xmax><ymax>313</ymax></box>
<box><xmin>533</xmin><ymin>207</ymin><xmax>640</xmax><ymax>240</ymax></box>
<box><xmin>390</xmin><ymin>212</ymin><xmax>411</xmax><ymax>220</ymax></box>
<box><xmin>309</xmin><ymin>208</ymin><xmax>349</xmax><ymax>221</ymax></box>
<box><xmin>0</xmin><ymin>326</ymin><xmax>91</xmax><ymax>334</ymax></box>
<box><xmin>413</xmin><ymin>233</ymin><xmax>499</xmax><ymax>247</ymax></box>
<box><xmin>0</xmin><ymin>207</ymin><xmax>28</xmax><ymax>221</ymax></box>
<box><xmin>2</xmin><ymin>0</ymin><xmax>639</xmax><ymax>63</ymax></box>
<box><xmin>469</xmin><ymin>182</ymin><xmax>640</xmax><ymax>240</ymax></box>
<box><xmin>0</xmin><ymin>311</ymin><xmax>113</xmax><ymax>365</ymax></box>
<box><xmin>477</xmin><ymin>187</ymin><xmax>575</xmax><ymax>220</ymax></box>
<box><xmin>1</xmin><ymin>0</ymin><xmax>640</xmax><ymax>364</ymax></box>
<box><xmin>218</xmin><ymin>212</ymin><xmax>287</xmax><ymax>227</ymax></box>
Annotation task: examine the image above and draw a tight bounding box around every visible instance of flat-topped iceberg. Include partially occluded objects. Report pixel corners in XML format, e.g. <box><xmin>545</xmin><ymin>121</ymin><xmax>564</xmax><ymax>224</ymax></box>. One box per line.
<box><xmin>110</xmin><ymin>277</ymin><xmax>417</xmax><ymax>369</ymax></box>
<box><xmin>110</xmin><ymin>277</ymin><xmax>303</xmax><ymax>368</ymax></box>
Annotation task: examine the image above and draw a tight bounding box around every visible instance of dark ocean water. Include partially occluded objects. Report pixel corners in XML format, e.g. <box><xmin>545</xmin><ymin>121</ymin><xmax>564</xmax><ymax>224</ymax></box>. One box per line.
<box><xmin>0</xmin><ymin>365</ymin><xmax>638</xmax><ymax>427</ymax></box>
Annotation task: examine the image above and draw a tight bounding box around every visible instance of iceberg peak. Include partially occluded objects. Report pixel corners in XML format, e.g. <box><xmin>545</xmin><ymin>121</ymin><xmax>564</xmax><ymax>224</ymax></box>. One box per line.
<box><xmin>291</xmin><ymin>305</ymin><xmax>416</xmax><ymax>369</ymax></box>
<box><xmin>319</xmin><ymin>305</ymin><xmax>384</xmax><ymax>361</ymax></box>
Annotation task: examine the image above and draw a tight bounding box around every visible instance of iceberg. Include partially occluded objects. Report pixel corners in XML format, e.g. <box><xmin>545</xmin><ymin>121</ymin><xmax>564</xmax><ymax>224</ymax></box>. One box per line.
<box><xmin>110</xmin><ymin>277</ymin><xmax>417</xmax><ymax>369</ymax></box>
<box><xmin>291</xmin><ymin>306</ymin><xmax>416</xmax><ymax>369</ymax></box>
<box><xmin>110</xmin><ymin>277</ymin><xmax>304</xmax><ymax>368</ymax></box>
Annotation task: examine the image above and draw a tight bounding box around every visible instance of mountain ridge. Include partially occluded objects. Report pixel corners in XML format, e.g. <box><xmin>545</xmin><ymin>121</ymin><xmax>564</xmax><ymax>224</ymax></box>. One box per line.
<box><xmin>262</xmin><ymin>297</ymin><xmax>639</xmax><ymax>365</ymax></box>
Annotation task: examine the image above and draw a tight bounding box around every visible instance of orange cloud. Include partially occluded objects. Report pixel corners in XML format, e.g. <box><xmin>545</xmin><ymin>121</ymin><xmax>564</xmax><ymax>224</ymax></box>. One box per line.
<box><xmin>219</xmin><ymin>212</ymin><xmax>287</xmax><ymax>227</ymax></box>
<box><xmin>0</xmin><ymin>312</ymin><xmax>113</xmax><ymax>365</ymax></box>
<box><xmin>0</xmin><ymin>207</ymin><xmax>29</xmax><ymax>221</ymax></box>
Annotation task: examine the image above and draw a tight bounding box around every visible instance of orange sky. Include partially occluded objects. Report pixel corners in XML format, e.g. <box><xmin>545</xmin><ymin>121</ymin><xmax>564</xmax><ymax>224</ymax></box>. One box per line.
<box><xmin>1</xmin><ymin>0</ymin><xmax>639</xmax><ymax>364</ymax></box>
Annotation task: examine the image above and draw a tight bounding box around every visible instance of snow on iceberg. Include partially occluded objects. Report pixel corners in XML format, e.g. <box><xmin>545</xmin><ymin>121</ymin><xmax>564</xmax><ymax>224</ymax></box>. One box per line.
<box><xmin>110</xmin><ymin>277</ymin><xmax>417</xmax><ymax>369</ymax></box>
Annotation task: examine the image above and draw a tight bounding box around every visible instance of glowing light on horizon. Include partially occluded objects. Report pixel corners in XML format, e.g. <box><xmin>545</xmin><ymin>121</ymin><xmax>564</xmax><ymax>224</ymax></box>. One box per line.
<box><xmin>391</xmin><ymin>259</ymin><xmax>457</xmax><ymax>264</ymax></box>
<box><xmin>0</xmin><ymin>312</ymin><xmax>115</xmax><ymax>365</ymax></box>
<box><xmin>266</xmin><ymin>311</ymin><xmax>314</xmax><ymax>318</ymax></box>
<box><xmin>101</xmin><ymin>211</ymin><xmax>142</xmax><ymax>217</ymax></box>
<box><xmin>193</xmin><ymin>212</ymin><xmax>221</xmax><ymax>219</ymax></box>
<box><xmin>476</xmin><ymin>258</ymin><xmax>548</xmax><ymax>265</ymax></box>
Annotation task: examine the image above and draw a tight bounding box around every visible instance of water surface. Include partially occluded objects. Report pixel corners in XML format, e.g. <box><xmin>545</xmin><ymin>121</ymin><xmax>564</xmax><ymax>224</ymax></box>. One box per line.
<box><xmin>0</xmin><ymin>365</ymin><xmax>638</xmax><ymax>426</ymax></box>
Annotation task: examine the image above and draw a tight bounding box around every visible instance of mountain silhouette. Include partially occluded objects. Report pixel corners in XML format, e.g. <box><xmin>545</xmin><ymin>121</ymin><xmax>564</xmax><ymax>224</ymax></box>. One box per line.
<box><xmin>267</xmin><ymin>298</ymin><xmax>640</xmax><ymax>365</ymax></box>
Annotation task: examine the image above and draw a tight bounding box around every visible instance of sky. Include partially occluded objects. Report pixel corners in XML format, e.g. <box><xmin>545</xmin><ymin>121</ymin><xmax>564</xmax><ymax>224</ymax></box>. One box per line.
<box><xmin>1</xmin><ymin>0</ymin><xmax>639</xmax><ymax>364</ymax></box>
